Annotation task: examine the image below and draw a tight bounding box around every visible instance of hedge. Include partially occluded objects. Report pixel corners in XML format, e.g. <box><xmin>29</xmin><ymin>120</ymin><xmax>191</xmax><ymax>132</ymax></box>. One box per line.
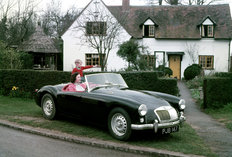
<box><xmin>214</xmin><ymin>72</ymin><xmax>232</xmax><ymax>78</ymax></box>
<box><xmin>203</xmin><ymin>77</ymin><xmax>232</xmax><ymax>109</ymax></box>
<box><xmin>0</xmin><ymin>70</ymin><xmax>178</xmax><ymax>98</ymax></box>
<box><xmin>0</xmin><ymin>70</ymin><xmax>70</xmax><ymax>97</ymax></box>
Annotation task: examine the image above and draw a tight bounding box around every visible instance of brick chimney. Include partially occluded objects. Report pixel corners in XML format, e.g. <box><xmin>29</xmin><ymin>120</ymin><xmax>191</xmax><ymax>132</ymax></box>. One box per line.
<box><xmin>122</xmin><ymin>0</ymin><xmax>130</xmax><ymax>12</ymax></box>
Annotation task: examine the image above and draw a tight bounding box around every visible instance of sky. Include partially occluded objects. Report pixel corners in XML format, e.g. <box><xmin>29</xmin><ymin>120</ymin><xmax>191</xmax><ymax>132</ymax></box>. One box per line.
<box><xmin>38</xmin><ymin>0</ymin><xmax>232</xmax><ymax>13</ymax></box>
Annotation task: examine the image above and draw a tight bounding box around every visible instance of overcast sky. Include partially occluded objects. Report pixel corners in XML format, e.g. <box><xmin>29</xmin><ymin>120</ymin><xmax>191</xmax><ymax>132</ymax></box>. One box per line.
<box><xmin>38</xmin><ymin>0</ymin><xmax>232</xmax><ymax>13</ymax></box>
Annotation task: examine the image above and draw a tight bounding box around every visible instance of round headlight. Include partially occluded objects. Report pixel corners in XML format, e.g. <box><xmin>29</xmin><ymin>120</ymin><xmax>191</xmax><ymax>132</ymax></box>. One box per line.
<box><xmin>179</xmin><ymin>99</ymin><xmax>186</xmax><ymax>110</ymax></box>
<box><xmin>138</xmin><ymin>104</ymin><xmax>147</xmax><ymax>116</ymax></box>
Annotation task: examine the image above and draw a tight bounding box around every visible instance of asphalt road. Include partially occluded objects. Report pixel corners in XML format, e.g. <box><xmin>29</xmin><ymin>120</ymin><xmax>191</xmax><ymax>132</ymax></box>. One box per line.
<box><xmin>0</xmin><ymin>125</ymin><xmax>149</xmax><ymax>157</ymax></box>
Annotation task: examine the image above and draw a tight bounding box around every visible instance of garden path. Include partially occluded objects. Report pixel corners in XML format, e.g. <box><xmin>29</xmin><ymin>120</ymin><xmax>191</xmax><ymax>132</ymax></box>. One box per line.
<box><xmin>178</xmin><ymin>81</ymin><xmax>232</xmax><ymax>157</ymax></box>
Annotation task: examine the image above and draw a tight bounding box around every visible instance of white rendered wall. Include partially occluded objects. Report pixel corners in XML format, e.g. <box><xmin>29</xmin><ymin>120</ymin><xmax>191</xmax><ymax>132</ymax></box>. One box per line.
<box><xmin>139</xmin><ymin>38</ymin><xmax>230</xmax><ymax>78</ymax></box>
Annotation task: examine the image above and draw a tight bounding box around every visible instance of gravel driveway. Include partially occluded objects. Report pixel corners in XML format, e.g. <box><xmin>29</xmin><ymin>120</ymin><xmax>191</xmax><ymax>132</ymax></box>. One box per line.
<box><xmin>178</xmin><ymin>81</ymin><xmax>232</xmax><ymax>157</ymax></box>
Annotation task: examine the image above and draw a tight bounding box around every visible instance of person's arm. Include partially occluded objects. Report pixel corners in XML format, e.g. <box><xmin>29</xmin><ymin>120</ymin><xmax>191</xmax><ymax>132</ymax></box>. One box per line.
<box><xmin>80</xmin><ymin>83</ymin><xmax>87</xmax><ymax>89</ymax></box>
<box><xmin>81</xmin><ymin>65</ymin><xmax>94</xmax><ymax>70</ymax></box>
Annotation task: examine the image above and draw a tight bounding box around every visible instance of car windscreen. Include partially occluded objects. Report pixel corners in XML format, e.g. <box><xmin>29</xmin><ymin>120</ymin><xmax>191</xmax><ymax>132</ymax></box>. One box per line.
<box><xmin>85</xmin><ymin>73</ymin><xmax>128</xmax><ymax>91</ymax></box>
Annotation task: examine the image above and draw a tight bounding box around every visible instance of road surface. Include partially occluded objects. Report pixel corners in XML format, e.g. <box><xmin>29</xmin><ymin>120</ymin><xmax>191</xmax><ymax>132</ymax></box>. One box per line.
<box><xmin>0</xmin><ymin>125</ymin><xmax>149</xmax><ymax>157</ymax></box>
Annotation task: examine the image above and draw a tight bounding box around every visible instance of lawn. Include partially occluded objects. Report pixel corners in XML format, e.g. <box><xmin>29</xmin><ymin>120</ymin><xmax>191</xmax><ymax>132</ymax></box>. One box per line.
<box><xmin>0</xmin><ymin>95</ymin><xmax>216</xmax><ymax>157</ymax></box>
<box><xmin>204</xmin><ymin>103</ymin><xmax>232</xmax><ymax>131</ymax></box>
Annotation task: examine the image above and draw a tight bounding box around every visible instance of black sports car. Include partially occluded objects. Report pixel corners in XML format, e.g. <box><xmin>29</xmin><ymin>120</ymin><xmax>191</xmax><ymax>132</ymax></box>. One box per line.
<box><xmin>35</xmin><ymin>73</ymin><xmax>186</xmax><ymax>140</ymax></box>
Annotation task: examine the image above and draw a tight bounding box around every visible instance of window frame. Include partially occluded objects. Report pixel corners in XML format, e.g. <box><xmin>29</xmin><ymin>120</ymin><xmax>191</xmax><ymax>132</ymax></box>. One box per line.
<box><xmin>144</xmin><ymin>25</ymin><xmax>155</xmax><ymax>37</ymax></box>
<box><xmin>86</xmin><ymin>21</ymin><xmax>107</xmax><ymax>36</ymax></box>
<box><xmin>85</xmin><ymin>53</ymin><xmax>105</xmax><ymax>66</ymax></box>
<box><xmin>199</xmin><ymin>55</ymin><xmax>214</xmax><ymax>69</ymax></box>
<box><xmin>201</xmin><ymin>25</ymin><xmax>214</xmax><ymax>38</ymax></box>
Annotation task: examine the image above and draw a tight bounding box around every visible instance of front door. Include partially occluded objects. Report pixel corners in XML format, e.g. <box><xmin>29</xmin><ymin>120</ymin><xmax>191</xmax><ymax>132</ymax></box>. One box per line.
<box><xmin>169</xmin><ymin>55</ymin><xmax>181</xmax><ymax>79</ymax></box>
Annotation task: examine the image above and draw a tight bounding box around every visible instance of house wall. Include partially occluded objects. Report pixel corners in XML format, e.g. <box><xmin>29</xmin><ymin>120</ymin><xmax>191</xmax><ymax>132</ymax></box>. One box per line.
<box><xmin>62</xmin><ymin>0</ymin><xmax>131</xmax><ymax>72</ymax></box>
<box><xmin>139</xmin><ymin>38</ymin><xmax>230</xmax><ymax>78</ymax></box>
<box><xmin>62</xmin><ymin>0</ymin><xmax>230</xmax><ymax>78</ymax></box>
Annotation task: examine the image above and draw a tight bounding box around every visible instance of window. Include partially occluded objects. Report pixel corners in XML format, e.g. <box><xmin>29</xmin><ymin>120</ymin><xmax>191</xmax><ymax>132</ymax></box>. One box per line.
<box><xmin>143</xmin><ymin>55</ymin><xmax>155</xmax><ymax>68</ymax></box>
<box><xmin>144</xmin><ymin>25</ymin><xmax>155</xmax><ymax>37</ymax></box>
<box><xmin>201</xmin><ymin>25</ymin><xmax>214</xmax><ymax>37</ymax></box>
<box><xmin>199</xmin><ymin>55</ymin><xmax>214</xmax><ymax>69</ymax></box>
<box><xmin>86</xmin><ymin>22</ymin><xmax>107</xmax><ymax>35</ymax></box>
<box><xmin>85</xmin><ymin>54</ymin><xmax>105</xmax><ymax>66</ymax></box>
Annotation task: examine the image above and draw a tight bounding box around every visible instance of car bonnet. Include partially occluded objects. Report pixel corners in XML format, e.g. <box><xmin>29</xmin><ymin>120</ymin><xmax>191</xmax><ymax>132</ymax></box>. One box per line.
<box><xmin>94</xmin><ymin>88</ymin><xmax>171</xmax><ymax>109</ymax></box>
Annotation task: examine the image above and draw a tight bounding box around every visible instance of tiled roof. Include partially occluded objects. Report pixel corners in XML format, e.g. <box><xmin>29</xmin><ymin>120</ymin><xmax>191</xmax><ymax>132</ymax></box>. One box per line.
<box><xmin>18</xmin><ymin>25</ymin><xmax>60</xmax><ymax>53</ymax></box>
<box><xmin>107</xmin><ymin>4</ymin><xmax>232</xmax><ymax>39</ymax></box>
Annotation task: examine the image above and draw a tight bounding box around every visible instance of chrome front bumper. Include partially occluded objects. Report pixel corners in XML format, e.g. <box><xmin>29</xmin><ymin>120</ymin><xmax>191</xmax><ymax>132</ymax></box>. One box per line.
<box><xmin>131</xmin><ymin>115</ymin><xmax>186</xmax><ymax>133</ymax></box>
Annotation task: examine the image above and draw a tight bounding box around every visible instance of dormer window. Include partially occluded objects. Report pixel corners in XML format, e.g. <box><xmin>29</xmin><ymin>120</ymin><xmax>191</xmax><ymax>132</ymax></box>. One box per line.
<box><xmin>144</xmin><ymin>25</ymin><xmax>154</xmax><ymax>37</ymax></box>
<box><xmin>143</xmin><ymin>18</ymin><xmax>157</xmax><ymax>38</ymax></box>
<box><xmin>201</xmin><ymin>25</ymin><xmax>214</xmax><ymax>37</ymax></box>
<box><xmin>200</xmin><ymin>17</ymin><xmax>215</xmax><ymax>38</ymax></box>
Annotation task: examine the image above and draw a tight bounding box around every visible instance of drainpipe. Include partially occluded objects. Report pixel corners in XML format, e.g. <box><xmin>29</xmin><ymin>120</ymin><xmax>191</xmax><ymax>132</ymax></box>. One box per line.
<box><xmin>229</xmin><ymin>38</ymin><xmax>231</xmax><ymax>72</ymax></box>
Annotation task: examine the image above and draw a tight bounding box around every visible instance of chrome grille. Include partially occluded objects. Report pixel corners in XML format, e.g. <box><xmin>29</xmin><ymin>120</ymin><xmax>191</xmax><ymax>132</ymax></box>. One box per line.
<box><xmin>156</xmin><ymin>110</ymin><xmax>170</xmax><ymax>121</ymax></box>
<box><xmin>154</xmin><ymin>106</ymin><xmax>178</xmax><ymax>122</ymax></box>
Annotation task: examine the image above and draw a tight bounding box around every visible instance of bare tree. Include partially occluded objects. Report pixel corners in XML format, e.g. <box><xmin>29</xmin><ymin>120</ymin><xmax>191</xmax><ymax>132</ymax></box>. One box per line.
<box><xmin>0</xmin><ymin>0</ymin><xmax>15</xmax><ymax>19</ymax></box>
<box><xmin>74</xmin><ymin>3</ymin><xmax>128</xmax><ymax>71</ymax></box>
<box><xmin>164</xmin><ymin>0</ymin><xmax>179</xmax><ymax>5</ymax></box>
<box><xmin>41</xmin><ymin>0</ymin><xmax>79</xmax><ymax>38</ymax></box>
<box><xmin>141</xmin><ymin>0</ymin><xmax>163</xmax><ymax>5</ymax></box>
<box><xmin>0</xmin><ymin>0</ymin><xmax>37</xmax><ymax>46</ymax></box>
<box><xmin>141</xmin><ymin>0</ymin><xmax>223</xmax><ymax>5</ymax></box>
<box><xmin>185</xmin><ymin>43</ymin><xmax>199</xmax><ymax>64</ymax></box>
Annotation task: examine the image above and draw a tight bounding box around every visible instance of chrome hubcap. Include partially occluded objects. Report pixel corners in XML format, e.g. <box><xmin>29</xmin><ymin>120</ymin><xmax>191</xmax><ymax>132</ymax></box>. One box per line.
<box><xmin>111</xmin><ymin>113</ymin><xmax>127</xmax><ymax>136</ymax></box>
<box><xmin>43</xmin><ymin>98</ymin><xmax>53</xmax><ymax>116</ymax></box>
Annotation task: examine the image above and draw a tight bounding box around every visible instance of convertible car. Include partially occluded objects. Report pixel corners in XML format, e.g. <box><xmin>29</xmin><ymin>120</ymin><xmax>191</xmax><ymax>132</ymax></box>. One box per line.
<box><xmin>35</xmin><ymin>73</ymin><xmax>186</xmax><ymax>140</ymax></box>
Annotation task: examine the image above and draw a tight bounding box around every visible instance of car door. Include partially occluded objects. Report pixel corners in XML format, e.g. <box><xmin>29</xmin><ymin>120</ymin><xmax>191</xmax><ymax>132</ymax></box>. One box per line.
<box><xmin>57</xmin><ymin>92</ymin><xmax>85</xmax><ymax>117</ymax></box>
<box><xmin>79</xmin><ymin>93</ymin><xmax>109</xmax><ymax>123</ymax></box>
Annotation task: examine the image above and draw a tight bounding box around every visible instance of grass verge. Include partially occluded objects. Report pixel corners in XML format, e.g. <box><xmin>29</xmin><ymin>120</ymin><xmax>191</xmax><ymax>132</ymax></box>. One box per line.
<box><xmin>204</xmin><ymin>103</ymin><xmax>232</xmax><ymax>132</ymax></box>
<box><xmin>0</xmin><ymin>95</ymin><xmax>216</xmax><ymax>157</ymax></box>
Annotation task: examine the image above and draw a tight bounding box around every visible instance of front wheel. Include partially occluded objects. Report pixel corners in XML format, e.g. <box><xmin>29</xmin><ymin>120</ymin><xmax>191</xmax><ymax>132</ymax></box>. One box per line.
<box><xmin>41</xmin><ymin>94</ymin><xmax>56</xmax><ymax>120</ymax></box>
<box><xmin>108</xmin><ymin>108</ymin><xmax>131</xmax><ymax>141</ymax></box>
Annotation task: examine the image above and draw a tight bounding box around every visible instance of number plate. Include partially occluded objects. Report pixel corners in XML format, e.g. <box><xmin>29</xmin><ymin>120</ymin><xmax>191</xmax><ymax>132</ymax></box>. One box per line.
<box><xmin>161</xmin><ymin>125</ymin><xmax>179</xmax><ymax>134</ymax></box>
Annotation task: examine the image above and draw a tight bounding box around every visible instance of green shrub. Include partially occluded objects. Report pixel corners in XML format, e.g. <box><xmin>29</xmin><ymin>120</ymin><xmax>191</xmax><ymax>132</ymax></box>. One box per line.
<box><xmin>203</xmin><ymin>77</ymin><xmax>232</xmax><ymax>109</ymax></box>
<box><xmin>153</xmin><ymin>78</ymin><xmax>178</xmax><ymax>95</ymax></box>
<box><xmin>120</xmin><ymin>71</ymin><xmax>158</xmax><ymax>91</ymax></box>
<box><xmin>186</xmin><ymin>76</ymin><xmax>203</xmax><ymax>89</ymax></box>
<box><xmin>214</xmin><ymin>72</ymin><xmax>232</xmax><ymax>78</ymax></box>
<box><xmin>184</xmin><ymin>64</ymin><xmax>202</xmax><ymax>80</ymax></box>
<box><xmin>156</xmin><ymin>65</ymin><xmax>173</xmax><ymax>77</ymax></box>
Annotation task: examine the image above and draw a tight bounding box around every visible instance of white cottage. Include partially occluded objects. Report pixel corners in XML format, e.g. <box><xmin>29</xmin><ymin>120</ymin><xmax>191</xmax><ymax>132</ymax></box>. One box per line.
<box><xmin>62</xmin><ymin>0</ymin><xmax>232</xmax><ymax>79</ymax></box>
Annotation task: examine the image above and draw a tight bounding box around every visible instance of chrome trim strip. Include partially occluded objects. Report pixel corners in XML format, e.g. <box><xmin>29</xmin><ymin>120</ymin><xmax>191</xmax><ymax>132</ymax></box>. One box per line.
<box><xmin>131</xmin><ymin>116</ymin><xmax>186</xmax><ymax>131</ymax></box>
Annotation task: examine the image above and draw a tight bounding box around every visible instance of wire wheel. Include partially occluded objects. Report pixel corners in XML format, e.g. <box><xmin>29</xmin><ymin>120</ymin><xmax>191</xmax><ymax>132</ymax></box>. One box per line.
<box><xmin>41</xmin><ymin>94</ymin><xmax>56</xmax><ymax>120</ymax></box>
<box><xmin>43</xmin><ymin>98</ymin><xmax>54</xmax><ymax>117</ymax></box>
<box><xmin>111</xmin><ymin>113</ymin><xmax>127</xmax><ymax>136</ymax></box>
<box><xmin>108</xmin><ymin>108</ymin><xmax>131</xmax><ymax>141</ymax></box>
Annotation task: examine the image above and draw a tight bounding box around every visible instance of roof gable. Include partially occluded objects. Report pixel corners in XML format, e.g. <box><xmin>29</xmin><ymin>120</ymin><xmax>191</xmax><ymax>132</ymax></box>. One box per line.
<box><xmin>142</xmin><ymin>18</ymin><xmax>158</xmax><ymax>26</ymax></box>
<box><xmin>198</xmin><ymin>16</ymin><xmax>217</xmax><ymax>26</ymax></box>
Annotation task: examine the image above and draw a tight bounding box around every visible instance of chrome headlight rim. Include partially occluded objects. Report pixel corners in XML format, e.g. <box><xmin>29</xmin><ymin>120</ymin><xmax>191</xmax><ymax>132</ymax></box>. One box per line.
<box><xmin>179</xmin><ymin>99</ymin><xmax>186</xmax><ymax>110</ymax></box>
<box><xmin>138</xmin><ymin>104</ymin><xmax>147</xmax><ymax>116</ymax></box>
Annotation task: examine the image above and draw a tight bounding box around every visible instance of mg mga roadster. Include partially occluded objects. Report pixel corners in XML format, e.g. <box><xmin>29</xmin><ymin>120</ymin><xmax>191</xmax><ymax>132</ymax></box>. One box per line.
<box><xmin>35</xmin><ymin>73</ymin><xmax>186</xmax><ymax>140</ymax></box>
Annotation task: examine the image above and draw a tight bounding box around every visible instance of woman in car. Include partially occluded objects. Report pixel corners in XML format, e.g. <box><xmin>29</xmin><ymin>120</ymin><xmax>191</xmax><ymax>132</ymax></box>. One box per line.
<box><xmin>62</xmin><ymin>72</ymin><xmax>86</xmax><ymax>92</ymax></box>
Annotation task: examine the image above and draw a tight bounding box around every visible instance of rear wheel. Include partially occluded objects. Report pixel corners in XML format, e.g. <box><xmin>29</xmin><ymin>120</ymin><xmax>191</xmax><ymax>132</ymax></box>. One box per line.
<box><xmin>41</xmin><ymin>94</ymin><xmax>56</xmax><ymax>120</ymax></box>
<box><xmin>108</xmin><ymin>108</ymin><xmax>131</xmax><ymax>141</ymax></box>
